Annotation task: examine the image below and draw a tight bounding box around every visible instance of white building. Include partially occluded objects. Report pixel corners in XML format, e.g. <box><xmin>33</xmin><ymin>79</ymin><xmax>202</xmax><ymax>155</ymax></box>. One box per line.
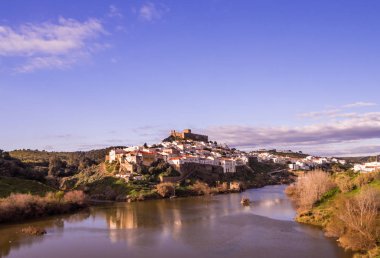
<box><xmin>109</xmin><ymin>149</ymin><xmax>127</xmax><ymax>162</ymax></box>
<box><xmin>220</xmin><ymin>159</ymin><xmax>236</xmax><ymax>173</ymax></box>
<box><xmin>354</xmin><ymin>162</ymin><xmax>380</xmax><ymax>173</ymax></box>
<box><xmin>338</xmin><ymin>159</ymin><xmax>347</xmax><ymax>165</ymax></box>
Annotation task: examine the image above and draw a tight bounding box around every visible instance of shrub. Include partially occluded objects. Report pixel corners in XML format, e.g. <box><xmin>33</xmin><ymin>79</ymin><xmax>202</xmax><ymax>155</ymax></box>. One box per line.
<box><xmin>63</xmin><ymin>190</ymin><xmax>86</xmax><ymax>205</ymax></box>
<box><xmin>316</xmin><ymin>187</ymin><xmax>339</xmax><ymax>205</ymax></box>
<box><xmin>284</xmin><ymin>184</ymin><xmax>297</xmax><ymax>196</ymax></box>
<box><xmin>156</xmin><ymin>182</ymin><xmax>175</xmax><ymax>197</ymax></box>
<box><xmin>21</xmin><ymin>226</ymin><xmax>46</xmax><ymax>235</ymax></box>
<box><xmin>217</xmin><ymin>182</ymin><xmax>228</xmax><ymax>193</ymax></box>
<box><xmin>326</xmin><ymin>186</ymin><xmax>380</xmax><ymax>251</ymax></box>
<box><xmin>353</xmin><ymin>173</ymin><xmax>376</xmax><ymax>188</ymax></box>
<box><xmin>286</xmin><ymin>170</ymin><xmax>335</xmax><ymax>211</ymax></box>
<box><xmin>0</xmin><ymin>190</ymin><xmax>87</xmax><ymax>223</ymax></box>
<box><xmin>335</xmin><ymin>174</ymin><xmax>354</xmax><ymax>193</ymax></box>
<box><xmin>191</xmin><ymin>181</ymin><xmax>211</xmax><ymax>195</ymax></box>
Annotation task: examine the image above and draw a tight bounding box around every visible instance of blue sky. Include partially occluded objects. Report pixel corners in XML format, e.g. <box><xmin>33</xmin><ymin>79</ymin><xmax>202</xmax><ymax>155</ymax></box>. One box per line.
<box><xmin>0</xmin><ymin>0</ymin><xmax>379</xmax><ymax>156</ymax></box>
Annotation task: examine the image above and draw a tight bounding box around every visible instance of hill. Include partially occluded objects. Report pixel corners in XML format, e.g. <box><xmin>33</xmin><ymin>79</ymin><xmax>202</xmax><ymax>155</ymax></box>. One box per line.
<box><xmin>0</xmin><ymin>176</ymin><xmax>55</xmax><ymax>198</ymax></box>
<box><xmin>340</xmin><ymin>154</ymin><xmax>380</xmax><ymax>163</ymax></box>
<box><xmin>256</xmin><ymin>150</ymin><xmax>309</xmax><ymax>159</ymax></box>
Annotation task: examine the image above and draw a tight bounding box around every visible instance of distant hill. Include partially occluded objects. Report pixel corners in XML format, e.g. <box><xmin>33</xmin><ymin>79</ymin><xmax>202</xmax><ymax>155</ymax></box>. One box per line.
<box><xmin>0</xmin><ymin>147</ymin><xmax>118</xmax><ymax>183</ymax></box>
<box><xmin>9</xmin><ymin>148</ymin><xmax>112</xmax><ymax>165</ymax></box>
<box><xmin>256</xmin><ymin>150</ymin><xmax>309</xmax><ymax>159</ymax></box>
<box><xmin>0</xmin><ymin>150</ymin><xmax>45</xmax><ymax>181</ymax></box>
<box><xmin>0</xmin><ymin>148</ymin><xmax>116</xmax><ymax>198</ymax></box>
<box><xmin>340</xmin><ymin>155</ymin><xmax>380</xmax><ymax>164</ymax></box>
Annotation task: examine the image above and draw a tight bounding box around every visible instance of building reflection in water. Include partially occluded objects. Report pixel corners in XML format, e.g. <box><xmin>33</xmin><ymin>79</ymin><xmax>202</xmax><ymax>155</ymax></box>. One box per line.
<box><xmin>100</xmin><ymin>195</ymin><xmax>241</xmax><ymax>248</ymax></box>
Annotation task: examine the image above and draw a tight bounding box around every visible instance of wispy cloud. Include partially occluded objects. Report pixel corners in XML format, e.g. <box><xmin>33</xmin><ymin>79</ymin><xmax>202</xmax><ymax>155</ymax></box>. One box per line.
<box><xmin>139</xmin><ymin>2</ymin><xmax>169</xmax><ymax>22</ymax></box>
<box><xmin>326</xmin><ymin>145</ymin><xmax>380</xmax><ymax>157</ymax></box>
<box><xmin>298</xmin><ymin>109</ymin><xmax>341</xmax><ymax>118</ymax></box>
<box><xmin>0</xmin><ymin>17</ymin><xmax>107</xmax><ymax>72</ymax></box>
<box><xmin>107</xmin><ymin>5</ymin><xmax>123</xmax><ymax>18</ymax></box>
<box><xmin>205</xmin><ymin>112</ymin><xmax>380</xmax><ymax>149</ymax></box>
<box><xmin>16</xmin><ymin>55</ymin><xmax>79</xmax><ymax>73</ymax></box>
<box><xmin>343</xmin><ymin>102</ymin><xmax>377</xmax><ymax>108</ymax></box>
<box><xmin>299</xmin><ymin>101</ymin><xmax>377</xmax><ymax>119</ymax></box>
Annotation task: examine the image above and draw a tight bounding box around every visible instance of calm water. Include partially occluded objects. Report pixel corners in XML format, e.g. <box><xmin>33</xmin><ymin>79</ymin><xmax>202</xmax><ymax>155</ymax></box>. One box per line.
<box><xmin>0</xmin><ymin>185</ymin><xmax>352</xmax><ymax>258</ymax></box>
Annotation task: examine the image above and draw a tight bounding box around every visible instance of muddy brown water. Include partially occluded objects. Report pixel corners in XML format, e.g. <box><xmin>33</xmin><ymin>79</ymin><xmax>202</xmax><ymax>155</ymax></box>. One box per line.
<box><xmin>0</xmin><ymin>185</ymin><xmax>352</xmax><ymax>258</ymax></box>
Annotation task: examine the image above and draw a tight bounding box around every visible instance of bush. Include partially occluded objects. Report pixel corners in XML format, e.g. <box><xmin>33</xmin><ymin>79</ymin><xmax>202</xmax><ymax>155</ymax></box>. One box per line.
<box><xmin>286</xmin><ymin>170</ymin><xmax>335</xmax><ymax>211</ymax></box>
<box><xmin>191</xmin><ymin>181</ymin><xmax>211</xmax><ymax>195</ymax></box>
<box><xmin>285</xmin><ymin>184</ymin><xmax>297</xmax><ymax>196</ymax></box>
<box><xmin>316</xmin><ymin>187</ymin><xmax>339</xmax><ymax>205</ymax></box>
<box><xmin>156</xmin><ymin>182</ymin><xmax>175</xmax><ymax>197</ymax></box>
<box><xmin>217</xmin><ymin>182</ymin><xmax>229</xmax><ymax>193</ymax></box>
<box><xmin>0</xmin><ymin>190</ymin><xmax>87</xmax><ymax>223</ymax></box>
<box><xmin>326</xmin><ymin>186</ymin><xmax>380</xmax><ymax>251</ymax></box>
<box><xmin>335</xmin><ymin>174</ymin><xmax>354</xmax><ymax>193</ymax></box>
<box><xmin>21</xmin><ymin>226</ymin><xmax>46</xmax><ymax>235</ymax></box>
<box><xmin>63</xmin><ymin>190</ymin><xmax>86</xmax><ymax>205</ymax></box>
<box><xmin>353</xmin><ymin>173</ymin><xmax>376</xmax><ymax>188</ymax></box>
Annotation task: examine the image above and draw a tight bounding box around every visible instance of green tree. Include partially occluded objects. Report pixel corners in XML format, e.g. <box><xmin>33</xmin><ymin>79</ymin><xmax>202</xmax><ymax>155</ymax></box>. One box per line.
<box><xmin>48</xmin><ymin>157</ymin><xmax>64</xmax><ymax>177</ymax></box>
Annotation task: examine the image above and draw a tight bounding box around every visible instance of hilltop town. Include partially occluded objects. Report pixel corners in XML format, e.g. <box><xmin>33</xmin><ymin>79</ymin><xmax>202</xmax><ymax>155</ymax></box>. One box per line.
<box><xmin>106</xmin><ymin>129</ymin><xmax>255</xmax><ymax>182</ymax></box>
<box><xmin>1</xmin><ymin>129</ymin><xmax>378</xmax><ymax>204</ymax></box>
<box><xmin>105</xmin><ymin>129</ymin><xmax>374</xmax><ymax>184</ymax></box>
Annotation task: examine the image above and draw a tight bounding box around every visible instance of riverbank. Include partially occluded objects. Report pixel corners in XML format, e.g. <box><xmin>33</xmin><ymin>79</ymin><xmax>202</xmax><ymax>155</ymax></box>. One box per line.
<box><xmin>286</xmin><ymin>170</ymin><xmax>380</xmax><ymax>257</ymax></box>
<box><xmin>0</xmin><ymin>178</ymin><xmax>285</xmax><ymax>225</ymax></box>
<box><xmin>0</xmin><ymin>185</ymin><xmax>351</xmax><ymax>258</ymax></box>
<box><xmin>0</xmin><ymin>162</ymin><xmax>294</xmax><ymax>224</ymax></box>
<box><xmin>0</xmin><ymin>190</ymin><xmax>88</xmax><ymax>224</ymax></box>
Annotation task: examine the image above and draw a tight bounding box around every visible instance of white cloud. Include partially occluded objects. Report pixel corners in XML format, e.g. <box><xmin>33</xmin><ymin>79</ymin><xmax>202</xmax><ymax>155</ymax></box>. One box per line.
<box><xmin>315</xmin><ymin>144</ymin><xmax>380</xmax><ymax>157</ymax></box>
<box><xmin>16</xmin><ymin>55</ymin><xmax>78</xmax><ymax>73</ymax></box>
<box><xmin>299</xmin><ymin>102</ymin><xmax>377</xmax><ymax>119</ymax></box>
<box><xmin>0</xmin><ymin>17</ymin><xmax>106</xmax><ymax>72</ymax></box>
<box><xmin>205</xmin><ymin>112</ymin><xmax>380</xmax><ymax>151</ymax></box>
<box><xmin>107</xmin><ymin>5</ymin><xmax>123</xmax><ymax>18</ymax></box>
<box><xmin>298</xmin><ymin>109</ymin><xmax>341</xmax><ymax>118</ymax></box>
<box><xmin>139</xmin><ymin>2</ymin><xmax>169</xmax><ymax>22</ymax></box>
<box><xmin>343</xmin><ymin>102</ymin><xmax>377</xmax><ymax>108</ymax></box>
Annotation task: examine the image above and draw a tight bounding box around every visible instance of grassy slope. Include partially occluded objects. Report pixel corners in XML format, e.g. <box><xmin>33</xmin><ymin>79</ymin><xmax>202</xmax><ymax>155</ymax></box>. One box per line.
<box><xmin>296</xmin><ymin>178</ymin><xmax>380</xmax><ymax>257</ymax></box>
<box><xmin>297</xmin><ymin>178</ymin><xmax>380</xmax><ymax>227</ymax></box>
<box><xmin>0</xmin><ymin>176</ymin><xmax>56</xmax><ymax>198</ymax></box>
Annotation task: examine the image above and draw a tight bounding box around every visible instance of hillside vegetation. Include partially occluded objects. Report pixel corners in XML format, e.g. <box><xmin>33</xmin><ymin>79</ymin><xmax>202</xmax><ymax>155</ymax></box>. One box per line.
<box><xmin>341</xmin><ymin>155</ymin><xmax>380</xmax><ymax>164</ymax></box>
<box><xmin>0</xmin><ymin>190</ymin><xmax>87</xmax><ymax>223</ymax></box>
<box><xmin>0</xmin><ymin>176</ymin><xmax>55</xmax><ymax>198</ymax></box>
<box><xmin>286</xmin><ymin>170</ymin><xmax>380</xmax><ymax>257</ymax></box>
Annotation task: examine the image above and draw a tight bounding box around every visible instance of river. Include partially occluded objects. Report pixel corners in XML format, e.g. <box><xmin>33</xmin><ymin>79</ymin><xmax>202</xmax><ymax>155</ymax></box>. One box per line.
<box><xmin>0</xmin><ymin>185</ymin><xmax>352</xmax><ymax>258</ymax></box>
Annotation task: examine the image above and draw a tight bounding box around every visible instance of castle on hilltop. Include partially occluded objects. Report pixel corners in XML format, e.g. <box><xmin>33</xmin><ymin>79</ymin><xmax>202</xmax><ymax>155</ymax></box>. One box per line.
<box><xmin>170</xmin><ymin>129</ymin><xmax>208</xmax><ymax>142</ymax></box>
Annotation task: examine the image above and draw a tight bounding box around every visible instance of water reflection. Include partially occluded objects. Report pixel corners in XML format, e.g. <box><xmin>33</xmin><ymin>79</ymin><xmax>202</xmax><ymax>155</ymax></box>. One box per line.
<box><xmin>0</xmin><ymin>185</ymin><xmax>352</xmax><ymax>258</ymax></box>
<box><xmin>0</xmin><ymin>211</ymin><xmax>90</xmax><ymax>258</ymax></box>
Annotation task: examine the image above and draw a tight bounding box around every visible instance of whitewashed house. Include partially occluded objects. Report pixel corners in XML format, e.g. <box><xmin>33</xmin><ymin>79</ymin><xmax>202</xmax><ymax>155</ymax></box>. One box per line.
<box><xmin>220</xmin><ymin>158</ymin><xmax>236</xmax><ymax>173</ymax></box>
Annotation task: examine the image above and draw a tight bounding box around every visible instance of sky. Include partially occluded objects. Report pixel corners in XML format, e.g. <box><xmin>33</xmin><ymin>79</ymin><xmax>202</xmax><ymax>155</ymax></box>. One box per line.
<box><xmin>0</xmin><ymin>0</ymin><xmax>380</xmax><ymax>157</ymax></box>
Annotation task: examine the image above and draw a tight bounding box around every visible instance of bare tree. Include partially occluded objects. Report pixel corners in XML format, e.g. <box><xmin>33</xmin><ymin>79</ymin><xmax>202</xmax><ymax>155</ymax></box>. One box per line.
<box><xmin>289</xmin><ymin>170</ymin><xmax>335</xmax><ymax>210</ymax></box>
<box><xmin>335</xmin><ymin>174</ymin><xmax>354</xmax><ymax>193</ymax></box>
<box><xmin>336</xmin><ymin>186</ymin><xmax>380</xmax><ymax>250</ymax></box>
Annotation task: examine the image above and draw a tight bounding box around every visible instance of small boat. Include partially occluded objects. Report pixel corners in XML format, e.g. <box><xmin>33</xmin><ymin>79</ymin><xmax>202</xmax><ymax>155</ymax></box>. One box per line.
<box><xmin>241</xmin><ymin>197</ymin><xmax>250</xmax><ymax>206</ymax></box>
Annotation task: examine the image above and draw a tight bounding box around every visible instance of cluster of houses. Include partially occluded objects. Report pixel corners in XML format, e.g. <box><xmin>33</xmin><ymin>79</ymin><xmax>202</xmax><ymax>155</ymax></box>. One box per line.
<box><xmin>253</xmin><ymin>151</ymin><xmax>347</xmax><ymax>171</ymax></box>
<box><xmin>353</xmin><ymin>161</ymin><xmax>380</xmax><ymax>173</ymax></box>
<box><xmin>106</xmin><ymin>129</ymin><xmax>379</xmax><ymax>181</ymax></box>
<box><xmin>106</xmin><ymin>129</ymin><xmax>253</xmax><ymax>180</ymax></box>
